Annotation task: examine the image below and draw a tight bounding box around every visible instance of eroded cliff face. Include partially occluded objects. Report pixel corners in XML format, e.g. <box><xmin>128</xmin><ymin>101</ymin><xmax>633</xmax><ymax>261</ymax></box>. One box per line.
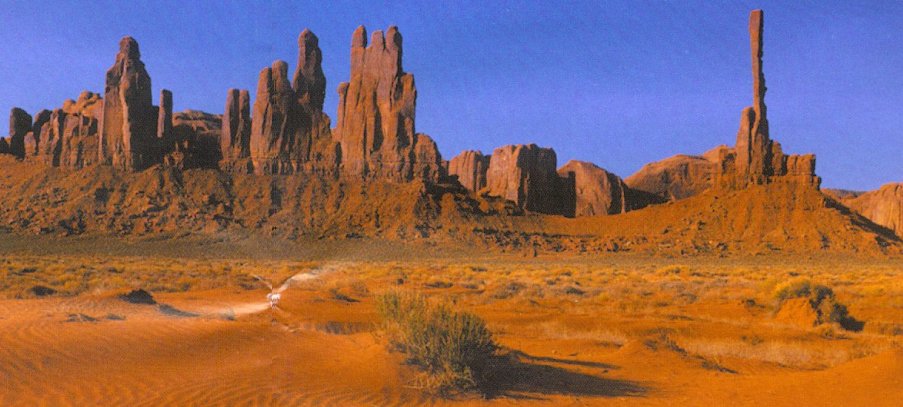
<box><xmin>220</xmin><ymin>89</ymin><xmax>252</xmax><ymax>173</ymax></box>
<box><xmin>334</xmin><ymin>26</ymin><xmax>440</xmax><ymax>182</ymax></box>
<box><xmin>558</xmin><ymin>160</ymin><xmax>630</xmax><ymax>217</ymax></box>
<box><xmin>485</xmin><ymin>144</ymin><xmax>570</xmax><ymax>215</ymax></box>
<box><xmin>626</xmin><ymin>146</ymin><xmax>731</xmax><ymax>201</ymax></box>
<box><xmin>834</xmin><ymin>183</ymin><xmax>903</xmax><ymax>238</ymax></box>
<box><xmin>449</xmin><ymin>150</ymin><xmax>490</xmax><ymax>193</ymax></box>
<box><xmin>246</xmin><ymin>30</ymin><xmax>339</xmax><ymax>176</ymax></box>
<box><xmin>100</xmin><ymin>37</ymin><xmax>156</xmax><ymax>172</ymax></box>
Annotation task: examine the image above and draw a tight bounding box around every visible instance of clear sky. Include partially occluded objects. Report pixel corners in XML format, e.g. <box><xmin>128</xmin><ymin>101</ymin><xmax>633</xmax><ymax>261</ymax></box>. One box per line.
<box><xmin>1</xmin><ymin>0</ymin><xmax>900</xmax><ymax>190</ymax></box>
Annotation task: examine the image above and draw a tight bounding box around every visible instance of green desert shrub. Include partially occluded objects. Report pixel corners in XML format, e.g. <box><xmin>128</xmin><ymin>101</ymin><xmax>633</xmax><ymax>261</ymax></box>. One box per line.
<box><xmin>376</xmin><ymin>291</ymin><xmax>497</xmax><ymax>395</ymax></box>
<box><xmin>772</xmin><ymin>279</ymin><xmax>862</xmax><ymax>331</ymax></box>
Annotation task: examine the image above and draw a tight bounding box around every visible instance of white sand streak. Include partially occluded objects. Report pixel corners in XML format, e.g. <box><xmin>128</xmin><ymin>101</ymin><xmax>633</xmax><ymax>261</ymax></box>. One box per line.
<box><xmin>210</xmin><ymin>263</ymin><xmax>349</xmax><ymax>318</ymax></box>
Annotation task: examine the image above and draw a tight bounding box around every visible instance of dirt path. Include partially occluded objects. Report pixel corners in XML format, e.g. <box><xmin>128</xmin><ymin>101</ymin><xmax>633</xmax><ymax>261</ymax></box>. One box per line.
<box><xmin>198</xmin><ymin>263</ymin><xmax>349</xmax><ymax>318</ymax></box>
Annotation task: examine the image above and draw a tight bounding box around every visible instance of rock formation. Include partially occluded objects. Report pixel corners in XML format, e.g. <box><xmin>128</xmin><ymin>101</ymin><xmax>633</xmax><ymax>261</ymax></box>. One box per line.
<box><xmin>411</xmin><ymin>134</ymin><xmax>443</xmax><ymax>182</ymax></box>
<box><xmin>485</xmin><ymin>144</ymin><xmax>568</xmax><ymax>215</ymax></box>
<box><xmin>626</xmin><ymin>146</ymin><xmax>731</xmax><ymax>201</ymax></box>
<box><xmin>157</xmin><ymin>90</ymin><xmax>173</xmax><ymax>141</ymax></box>
<box><xmin>9</xmin><ymin>108</ymin><xmax>32</xmax><ymax>158</ymax></box>
<box><xmin>221</xmin><ymin>88</ymin><xmax>251</xmax><ymax>172</ymax></box>
<box><xmin>335</xmin><ymin>26</ymin><xmax>438</xmax><ymax>182</ymax></box>
<box><xmin>99</xmin><ymin>36</ymin><xmax>156</xmax><ymax>171</ymax></box>
<box><xmin>722</xmin><ymin>10</ymin><xmax>820</xmax><ymax>189</ymax></box>
<box><xmin>734</xmin><ymin>10</ymin><xmax>770</xmax><ymax>184</ymax></box>
<box><xmin>167</xmin><ymin>110</ymin><xmax>222</xmax><ymax>169</ymax></box>
<box><xmin>59</xmin><ymin>91</ymin><xmax>102</xmax><ymax>169</ymax></box>
<box><xmin>292</xmin><ymin>30</ymin><xmax>340</xmax><ymax>176</ymax></box>
<box><xmin>249</xmin><ymin>60</ymin><xmax>299</xmax><ymax>174</ymax></box>
<box><xmin>293</xmin><ymin>29</ymin><xmax>326</xmax><ymax>112</ymax></box>
<box><xmin>249</xmin><ymin>29</ymin><xmax>339</xmax><ymax>175</ymax></box>
<box><xmin>837</xmin><ymin>183</ymin><xmax>902</xmax><ymax>238</ymax></box>
<box><xmin>25</xmin><ymin>110</ymin><xmax>52</xmax><ymax>158</ymax></box>
<box><xmin>558</xmin><ymin>160</ymin><xmax>630</xmax><ymax>216</ymax></box>
<box><xmin>448</xmin><ymin>150</ymin><xmax>490</xmax><ymax>192</ymax></box>
<box><xmin>823</xmin><ymin>189</ymin><xmax>863</xmax><ymax>201</ymax></box>
<box><xmin>39</xmin><ymin>109</ymin><xmax>65</xmax><ymax>166</ymax></box>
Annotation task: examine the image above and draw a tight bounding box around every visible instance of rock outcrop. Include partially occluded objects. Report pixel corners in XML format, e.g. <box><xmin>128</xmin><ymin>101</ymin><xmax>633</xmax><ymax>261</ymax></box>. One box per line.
<box><xmin>293</xmin><ymin>30</ymin><xmax>340</xmax><ymax>176</ymax></box>
<box><xmin>167</xmin><ymin>110</ymin><xmax>222</xmax><ymax>169</ymax></box>
<box><xmin>839</xmin><ymin>183</ymin><xmax>903</xmax><ymax>238</ymax></box>
<box><xmin>823</xmin><ymin>189</ymin><xmax>863</xmax><ymax>201</ymax></box>
<box><xmin>220</xmin><ymin>88</ymin><xmax>251</xmax><ymax>172</ymax></box>
<box><xmin>720</xmin><ymin>10</ymin><xmax>820</xmax><ymax>189</ymax></box>
<box><xmin>411</xmin><ymin>133</ymin><xmax>443</xmax><ymax>183</ymax></box>
<box><xmin>249</xmin><ymin>30</ymin><xmax>339</xmax><ymax>175</ymax></box>
<box><xmin>448</xmin><ymin>150</ymin><xmax>490</xmax><ymax>192</ymax></box>
<box><xmin>335</xmin><ymin>26</ymin><xmax>439</xmax><ymax>182</ymax></box>
<box><xmin>24</xmin><ymin>110</ymin><xmax>52</xmax><ymax>158</ymax></box>
<box><xmin>625</xmin><ymin>10</ymin><xmax>821</xmax><ymax>204</ymax></box>
<box><xmin>157</xmin><ymin>90</ymin><xmax>173</xmax><ymax>141</ymax></box>
<box><xmin>733</xmin><ymin>9</ymin><xmax>770</xmax><ymax>184</ymax></box>
<box><xmin>59</xmin><ymin>91</ymin><xmax>102</xmax><ymax>169</ymax></box>
<box><xmin>39</xmin><ymin>109</ymin><xmax>65</xmax><ymax>166</ymax></box>
<box><xmin>558</xmin><ymin>160</ymin><xmax>630</xmax><ymax>216</ymax></box>
<box><xmin>99</xmin><ymin>36</ymin><xmax>156</xmax><ymax>171</ymax></box>
<box><xmin>486</xmin><ymin>144</ymin><xmax>568</xmax><ymax>215</ymax></box>
<box><xmin>9</xmin><ymin>108</ymin><xmax>32</xmax><ymax>158</ymax></box>
<box><xmin>249</xmin><ymin>60</ymin><xmax>297</xmax><ymax>174</ymax></box>
<box><xmin>626</xmin><ymin>146</ymin><xmax>731</xmax><ymax>201</ymax></box>
<box><xmin>293</xmin><ymin>29</ymin><xmax>326</xmax><ymax>112</ymax></box>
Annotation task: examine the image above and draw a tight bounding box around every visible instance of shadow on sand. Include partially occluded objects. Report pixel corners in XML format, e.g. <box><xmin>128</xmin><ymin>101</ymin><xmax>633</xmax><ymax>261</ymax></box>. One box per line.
<box><xmin>481</xmin><ymin>350</ymin><xmax>648</xmax><ymax>400</ymax></box>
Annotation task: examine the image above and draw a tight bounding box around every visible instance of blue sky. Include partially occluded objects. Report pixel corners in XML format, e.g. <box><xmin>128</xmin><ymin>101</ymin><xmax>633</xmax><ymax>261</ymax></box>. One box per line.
<box><xmin>1</xmin><ymin>0</ymin><xmax>900</xmax><ymax>190</ymax></box>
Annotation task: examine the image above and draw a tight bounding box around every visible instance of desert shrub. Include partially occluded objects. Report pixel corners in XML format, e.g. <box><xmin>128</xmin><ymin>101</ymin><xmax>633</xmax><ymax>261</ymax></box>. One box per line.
<box><xmin>376</xmin><ymin>291</ymin><xmax>497</xmax><ymax>396</ymax></box>
<box><xmin>490</xmin><ymin>281</ymin><xmax>524</xmax><ymax>300</ymax></box>
<box><xmin>772</xmin><ymin>279</ymin><xmax>863</xmax><ymax>331</ymax></box>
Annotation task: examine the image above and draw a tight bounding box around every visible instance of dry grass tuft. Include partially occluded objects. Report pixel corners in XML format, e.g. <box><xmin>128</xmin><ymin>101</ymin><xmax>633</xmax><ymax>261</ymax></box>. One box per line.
<box><xmin>376</xmin><ymin>291</ymin><xmax>497</xmax><ymax>396</ymax></box>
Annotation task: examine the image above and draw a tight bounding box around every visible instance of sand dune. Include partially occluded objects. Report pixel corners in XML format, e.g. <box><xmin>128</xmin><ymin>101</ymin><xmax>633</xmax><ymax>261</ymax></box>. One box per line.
<box><xmin>1</xmin><ymin>255</ymin><xmax>901</xmax><ymax>406</ymax></box>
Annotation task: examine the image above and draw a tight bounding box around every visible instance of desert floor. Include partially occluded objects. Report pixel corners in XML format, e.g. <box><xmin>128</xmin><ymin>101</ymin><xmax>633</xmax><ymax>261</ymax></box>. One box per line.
<box><xmin>0</xmin><ymin>235</ymin><xmax>901</xmax><ymax>406</ymax></box>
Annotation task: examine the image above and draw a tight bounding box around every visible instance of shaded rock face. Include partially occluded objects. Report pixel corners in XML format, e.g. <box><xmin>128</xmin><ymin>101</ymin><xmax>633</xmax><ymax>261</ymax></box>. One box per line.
<box><xmin>626</xmin><ymin>146</ymin><xmax>730</xmax><ymax>201</ymax></box>
<box><xmin>157</xmin><ymin>89</ymin><xmax>173</xmax><ymax>142</ymax></box>
<box><xmin>40</xmin><ymin>109</ymin><xmax>66</xmax><ymax>167</ymax></box>
<box><xmin>842</xmin><ymin>183</ymin><xmax>903</xmax><ymax>238</ymax></box>
<box><xmin>250</xmin><ymin>60</ymin><xmax>297</xmax><ymax>174</ymax></box>
<box><xmin>823</xmin><ymin>189</ymin><xmax>863</xmax><ymax>201</ymax></box>
<box><xmin>25</xmin><ymin>110</ymin><xmax>52</xmax><ymax>157</ymax></box>
<box><xmin>486</xmin><ymin>144</ymin><xmax>567</xmax><ymax>214</ymax></box>
<box><xmin>59</xmin><ymin>92</ymin><xmax>103</xmax><ymax>169</ymax></box>
<box><xmin>221</xmin><ymin>88</ymin><xmax>251</xmax><ymax>172</ymax></box>
<box><xmin>412</xmin><ymin>133</ymin><xmax>443</xmax><ymax>183</ymax></box>
<box><xmin>448</xmin><ymin>150</ymin><xmax>490</xmax><ymax>192</ymax></box>
<box><xmin>294</xmin><ymin>29</ymin><xmax>326</xmax><ymax>112</ymax></box>
<box><xmin>558</xmin><ymin>160</ymin><xmax>630</xmax><ymax>217</ymax></box>
<box><xmin>22</xmin><ymin>92</ymin><xmax>104</xmax><ymax>169</ymax></box>
<box><xmin>100</xmin><ymin>36</ymin><xmax>156</xmax><ymax>171</ymax></box>
<box><xmin>249</xmin><ymin>30</ymin><xmax>339</xmax><ymax>175</ymax></box>
<box><xmin>9</xmin><ymin>108</ymin><xmax>32</xmax><ymax>158</ymax></box>
<box><xmin>335</xmin><ymin>26</ymin><xmax>437</xmax><ymax>182</ymax></box>
<box><xmin>723</xmin><ymin>10</ymin><xmax>820</xmax><ymax>189</ymax></box>
<box><xmin>166</xmin><ymin>110</ymin><xmax>222</xmax><ymax>169</ymax></box>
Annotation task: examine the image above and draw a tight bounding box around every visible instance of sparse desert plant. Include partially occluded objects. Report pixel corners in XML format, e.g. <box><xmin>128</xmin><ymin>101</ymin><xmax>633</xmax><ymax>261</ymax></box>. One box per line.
<box><xmin>376</xmin><ymin>291</ymin><xmax>497</xmax><ymax>396</ymax></box>
<box><xmin>772</xmin><ymin>279</ymin><xmax>863</xmax><ymax>331</ymax></box>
